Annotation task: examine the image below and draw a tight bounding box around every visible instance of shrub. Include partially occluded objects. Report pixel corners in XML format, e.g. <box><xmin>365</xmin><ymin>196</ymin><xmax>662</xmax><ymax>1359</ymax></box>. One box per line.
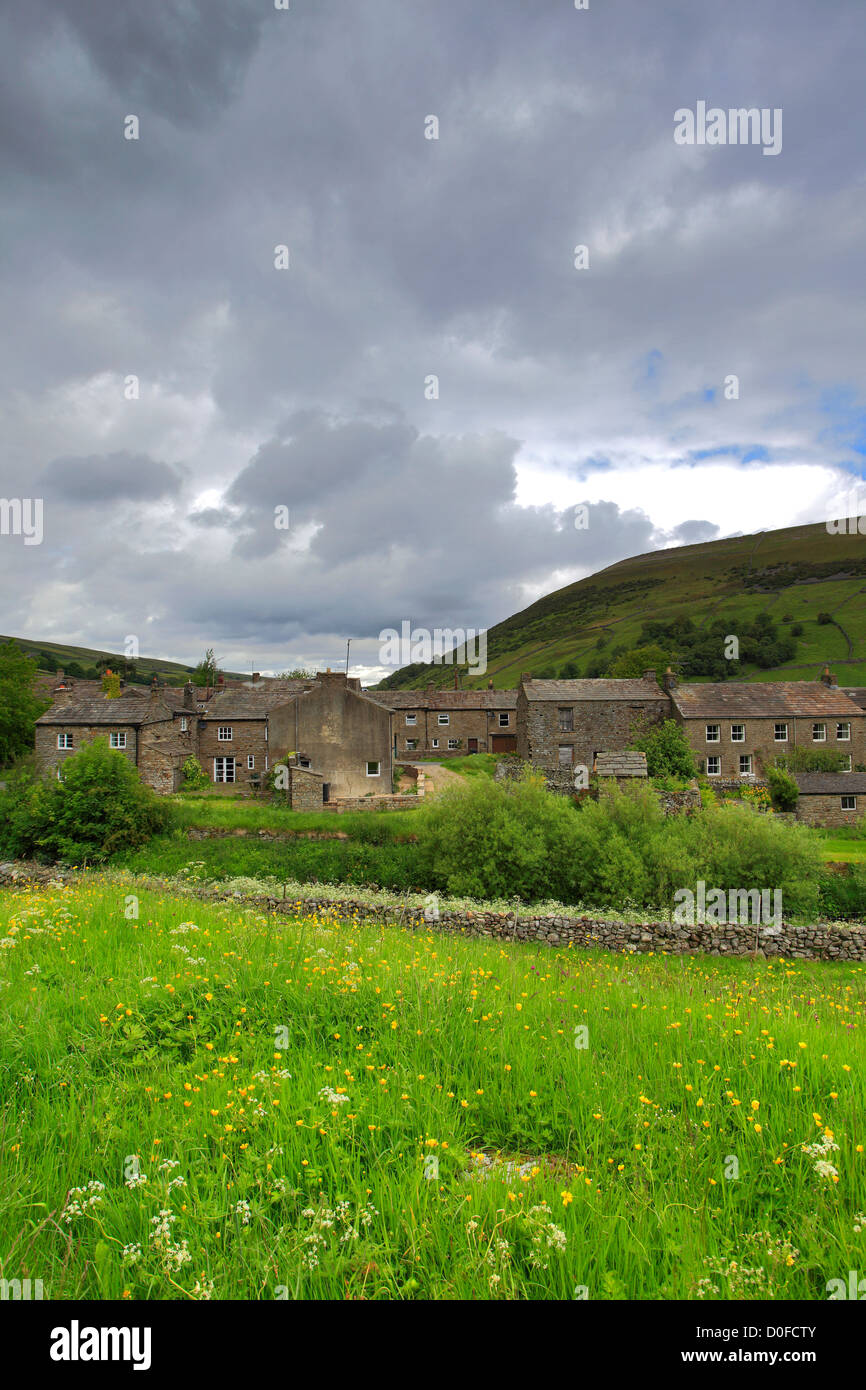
<box><xmin>414</xmin><ymin>771</ymin><xmax>583</xmax><ymax>902</ymax></box>
<box><xmin>0</xmin><ymin>738</ymin><xmax>173</xmax><ymax>862</ymax></box>
<box><xmin>775</xmin><ymin>747</ymin><xmax>851</xmax><ymax>773</ymax></box>
<box><xmin>766</xmin><ymin>766</ymin><xmax>799</xmax><ymax>811</ymax></box>
<box><xmin>180</xmin><ymin>756</ymin><xmax>209</xmax><ymax>791</ymax></box>
<box><xmin>630</xmin><ymin>718</ymin><xmax>697</xmax><ymax>780</ymax></box>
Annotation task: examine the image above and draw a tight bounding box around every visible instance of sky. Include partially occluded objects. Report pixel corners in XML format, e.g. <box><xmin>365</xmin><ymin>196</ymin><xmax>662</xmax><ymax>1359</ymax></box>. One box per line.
<box><xmin>2</xmin><ymin>0</ymin><xmax>864</xmax><ymax>683</ymax></box>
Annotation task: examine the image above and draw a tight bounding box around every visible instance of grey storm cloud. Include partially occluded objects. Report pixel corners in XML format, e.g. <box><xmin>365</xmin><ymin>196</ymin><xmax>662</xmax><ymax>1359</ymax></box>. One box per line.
<box><xmin>39</xmin><ymin>453</ymin><xmax>183</xmax><ymax>504</ymax></box>
<box><xmin>0</xmin><ymin>0</ymin><xmax>863</xmax><ymax>673</ymax></box>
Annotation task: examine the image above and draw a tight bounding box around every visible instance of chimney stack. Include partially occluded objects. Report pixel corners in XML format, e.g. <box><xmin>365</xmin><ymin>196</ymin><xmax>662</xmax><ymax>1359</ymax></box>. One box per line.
<box><xmin>488</xmin><ymin>679</ymin><xmax>494</xmax><ymax>690</ymax></box>
<box><xmin>252</xmin><ymin>672</ymin><xmax>260</xmax><ymax>683</ymax></box>
<box><xmin>662</xmin><ymin>666</ymin><xmax>678</xmax><ymax>692</ymax></box>
<box><xmin>183</xmin><ymin>680</ymin><xmax>195</xmax><ymax>710</ymax></box>
<box><xmin>643</xmin><ymin>669</ymin><xmax>657</xmax><ymax>685</ymax></box>
<box><xmin>821</xmin><ymin>665</ymin><xmax>838</xmax><ymax>687</ymax></box>
<box><xmin>521</xmin><ymin>672</ymin><xmax>532</xmax><ymax>684</ymax></box>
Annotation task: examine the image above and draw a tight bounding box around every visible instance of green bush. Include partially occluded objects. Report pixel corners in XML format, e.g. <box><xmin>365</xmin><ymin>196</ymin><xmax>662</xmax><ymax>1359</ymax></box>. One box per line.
<box><xmin>180</xmin><ymin>756</ymin><xmax>209</xmax><ymax>791</ymax></box>
<box><xmin>775</xmin><ymin>747</ymin><xmax>851</xmax><ymax>773</ymax></box>
<box><xmin>766</xmin><ymin>766</ymin><xmax>799</xmax><ymax>811</ymax></box>
<box><xmin>0</xmin><ymin>738</ymin><xmax>173</xmax><ymax>862</ymax></box>
<box><xmin>818</xmin><ymin>864</ymin><xmax>866</xmax><ymax>919</ymax></box>
<box><xmin>629</xmin><ymin>718</ymin><xmax>697</xmax><ymax>779</ymax></box>
<box><xmin>414</xmin><ymin>771</ymin><xmax>584</xmax><ymax>902</ymax></box>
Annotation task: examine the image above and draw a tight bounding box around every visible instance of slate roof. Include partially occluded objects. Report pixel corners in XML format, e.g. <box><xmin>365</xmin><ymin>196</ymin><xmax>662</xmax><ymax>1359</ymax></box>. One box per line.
<box><xmin>671</xmin><ymin>682</ymin><xmax>864</xmax><ymax>719</ymax></box>
<box><xmin>201</xmin><ymin>681</ymin><xmax>314</xmax><ymax>719</ymax></box>
<box><xmin>372</xmin><ymin>689</ymin><xmax>518</xmax><ymax>710</ymax></box>
<box><xmin>36</xmin><ymin>697</ymin><xmax>170</xmax><ymax>726</ymax></box>
<box><xmin>842</xmin><ymin>688</ymin><xmax>866</xmax><ymax>711</ymax></box>
<box><xmin>595</xmin><ymin>751</ymin><xmax>648</xmax><ymax>777</ymax></box>
<box><xmin>795</xmin><ymin>773</ymin><xmax>866</xmax><ymax>794</ymax></box>
<box><xmin>521</xmin><ymin>678</ymin><xmax>666</xmax><ymax>702</ymax></box>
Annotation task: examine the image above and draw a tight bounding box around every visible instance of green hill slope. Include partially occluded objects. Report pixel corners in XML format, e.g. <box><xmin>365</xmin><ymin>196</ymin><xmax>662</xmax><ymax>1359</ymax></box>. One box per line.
<box><xmin>377</xmin><ymin>521</ymin><xmax>866</xmax><ymax>690</ymax></box>
<box><xmin>0</xmin><ymin>636</ymin><xmax>247</xmax><ymax>686</ymax></box>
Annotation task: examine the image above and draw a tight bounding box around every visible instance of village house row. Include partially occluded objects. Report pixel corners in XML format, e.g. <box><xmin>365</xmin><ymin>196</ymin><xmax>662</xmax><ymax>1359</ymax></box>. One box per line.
<box><xmin>33</xmin><ymin>663</ymin><xmax>866</xmax><ymax>823</ymax></box>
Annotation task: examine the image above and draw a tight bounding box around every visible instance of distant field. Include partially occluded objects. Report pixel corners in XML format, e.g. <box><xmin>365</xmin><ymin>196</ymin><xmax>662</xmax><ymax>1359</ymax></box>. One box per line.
<box><xmin>2</xmin><ymin>879</ymin><xmax>864</xmax><ymax>1300</ymax></box>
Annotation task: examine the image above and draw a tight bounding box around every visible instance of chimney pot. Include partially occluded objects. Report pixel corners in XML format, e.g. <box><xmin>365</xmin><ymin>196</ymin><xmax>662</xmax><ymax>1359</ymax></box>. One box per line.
<box><xmin>488</xmin><ymin>679</ymin><xmax>493</xmax><ymax>690</ymax></box>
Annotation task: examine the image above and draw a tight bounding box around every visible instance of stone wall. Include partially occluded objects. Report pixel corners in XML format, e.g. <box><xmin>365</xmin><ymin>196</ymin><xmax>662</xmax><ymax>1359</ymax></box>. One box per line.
<box><xmin>319</xmin><ymin>794</ymin><xmax>421</xmax><ymax>812</ymax></box>
<box><xmin>34</xmin><ymin>723</ymin><xmax>139</xmax><ymax>776</ymax></box>
<box><xmin>1</xmin><ymin>863</ymin><xmax>863</xmax><ymax>961</ymax></box>
<box><xmin>516</xmin><ymin>689</ymin><xmax>669</xmax><ymax>767</ymax></box>
<box><xmin>796</xmin><ymin>793</ymin><xmax>863</xmax><ymax>827</ymax></box>
<box><xmin>677</xmin><ymin>715</ymin><xmax>865</xmax><ymax>779</ymax></box>
<box><xmin>198</xmin><ymin>718</ymin><xmax>268</xmax><ymax>789</ymax></box>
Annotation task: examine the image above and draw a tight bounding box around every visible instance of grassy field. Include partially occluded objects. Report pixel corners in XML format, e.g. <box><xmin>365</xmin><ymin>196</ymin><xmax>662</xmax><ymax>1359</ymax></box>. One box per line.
<box><xmin>1</xmin><ymin>879</ymin><xmax>864</xmax><ymax>1300</ymax></box>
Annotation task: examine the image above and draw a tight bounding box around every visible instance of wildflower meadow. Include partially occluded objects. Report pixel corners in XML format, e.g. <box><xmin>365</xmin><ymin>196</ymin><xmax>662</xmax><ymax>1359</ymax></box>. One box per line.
<box><xmin>0</xmin><ymin>876</ymin><xmax>864</xmax><ymax>1300</ymax></box>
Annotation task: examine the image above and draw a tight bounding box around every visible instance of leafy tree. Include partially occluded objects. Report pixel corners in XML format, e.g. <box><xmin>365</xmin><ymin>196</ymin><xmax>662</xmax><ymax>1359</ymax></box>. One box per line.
<box><xmin>607</xmin><ymin>644</ymin><xmax>673</xmax><ymax>680</ymax></box>
<box><xmin>629</xmin><ymin>717</ymin><xmax>697</xmax><ymax>780</ymax></box>
<box><xmin>0</xmin><ymin>739</ymin><xmax>172</xmax><ymax>862</ymax></box>
<box><xmin>192</xmin><ymin>649</ymin><xmax>218</xmax><ymax>687</ymax></box>
<box><xmin>180</xmin><ymin>756</ymin><xmax>209</xmax><ymax>790</ymax></box>
<box><xmin>102</xmin><ymin>669</ymin><xmax>121</xmax><ymax>699</ymax></box>
<box><xmin>0</xmin><ymin>639</ymin><xmax>51</xmax><ymax>767</ymax></box>
<box><xmin>276</xmin><ymin>668</ymin><xmax>316</xmax><ymax>679</ymax></box>
<box><xmin>65</xmin><ymin>661</ymin><xmax>85</xmax><ymax>678</ymax></box>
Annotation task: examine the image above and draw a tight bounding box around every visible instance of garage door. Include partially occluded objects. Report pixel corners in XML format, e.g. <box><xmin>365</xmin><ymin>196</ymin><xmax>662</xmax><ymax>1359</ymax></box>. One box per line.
<box><xmin>491</xmin><ymin>735</ymin><xmax>517</xmax><ymax>753</ymax></box>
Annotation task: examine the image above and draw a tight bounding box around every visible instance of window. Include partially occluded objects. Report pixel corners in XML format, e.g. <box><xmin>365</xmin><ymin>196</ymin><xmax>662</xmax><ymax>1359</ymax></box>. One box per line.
<box><xmin>405</xmin><ymin>739</ymin><xmax>418</xmax><ymax>751</ymax></box>
<box><xmin>180</xmin><ymin>717</ymin><xmax>188</xmax><ymax>732</ymax></box>
<box><xmin>739</xmin><ymin>754</ymin><xmax>753</xmax><ymax>775</ymax></box>
<box><xmin>837</xmin><ymin>722</ymin><xmax>851</xmax><ymax>741</ymax></box>
<box><xmin>431</xmin><ymin>738</ymin><xmax>439</xmax><ymax>749</ymax></box>
<box><xmin>705</xmin><ymin>724</ymin><xmax>720</xmax><ymax>743</ymax></box>
<box><xmin>842</xmin><ymin>795</ymin><xmax>857</xmax><ymax>811</ymax></box>
<box><xmin>498</xmin><ymin>712</ymin><xmax>510</xmax><ymax>726</ymax></box>
<box><xmin>366</xmin><ymin>761</ymin><xmax>381</xmax><ymax>777</ymax></box>
<box><xmin>558</xmin><ymin>708</ymin><xmax>574</xmax><ymax>732</ymax></box>
<box><xmin>437</xmin><ymin>713</ymin><xmax>449</xmax><ymax>726</ymax></box>
<box><xmin>57</xmin><ymin>733</ymin><xmax>73</xmax><ymax>749</ymax></box>
<box><xmin>247</xmin><ymin>755</ymin><xmax>255</xmax><ymax>770</ymax></box>
<box><xmin>213</xmin><ymin>757</ymin><xmax>235</xmax><ymax>783</ymax></box>
<box><xmin>110</xmin><ymin>732</ymin><xmax>127</xmax><ymax>749</ymax></box>
<box><xmin>730</xmin><ymin>724</ymin><xmax>745</xmax><ymax>743</ymax></box>
<box><xmin>774</xmin><ymin>723</ymin><xmax>788</xmax><ymax>742</ymax></box>
<box><xmin>812</xmin><ymin>723</ymin><xmax>826</xmax><ymax>742</ymax></box>
<box><xmin>558</xmin><ymin>745</ymin><xmax>573</xmax><ymax>766</ymax></box>
<box><xmin>298</xmin><ymin>757</ymin><xmax>311</xmax><ymax>769</ymax></box>
<box><xmin>405</xmin><ymin>713</ymin><xmax>417</xmax><ymax>726</ymax></box>
<box><xmin>218</xmin><ymin>726</ymin><xmax>233</xmax><ymax>741</ymax></box>
<box><xmin>447</xmin><ymin>738</ymin><xmax>458</xmax><ymax>750</ymax></box>
<box><xmin>706</xmin><ymin>756</ymin><xmax>721</xmax><ymax>776</ymax></box>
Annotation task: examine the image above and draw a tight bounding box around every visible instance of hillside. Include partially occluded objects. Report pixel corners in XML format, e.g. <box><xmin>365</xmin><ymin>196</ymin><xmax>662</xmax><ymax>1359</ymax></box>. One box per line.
<box><xmin>377</xmin><ymin>521</ymin><xmax>866</xmax><ymax>690</ymax></box>
<box><xmin>0</xmin><ymin>636</ymin><xmax>247</xmax><ymax>686</ymax></box>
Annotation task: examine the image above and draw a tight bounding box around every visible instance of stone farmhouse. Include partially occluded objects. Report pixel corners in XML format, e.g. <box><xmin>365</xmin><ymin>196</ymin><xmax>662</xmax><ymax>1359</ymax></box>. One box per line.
<box><xmin>32</xmin><ymin>662</ymin><xmax>866</xmax><ymax>823</ymax></box>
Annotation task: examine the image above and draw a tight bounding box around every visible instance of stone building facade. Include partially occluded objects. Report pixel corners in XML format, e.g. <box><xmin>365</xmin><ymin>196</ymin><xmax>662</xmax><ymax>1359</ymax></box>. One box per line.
<box><xmin>373</xmin><ymin>686</ymin><xmax>518</xmax><ymax>757</ymax></box>
<box><xmin>794</xmin><ymin>773</ymin><xmax>866</xmax><ymax>827</ymax></box>
<box><xmin>669</xmin><ymin>672</ymin><xmax>866</xmax><ymax>779</ymax></box>
<box><xmin>516</xmin><ymin>672</ymin><xmax>669</xmax><ymax>772</ymax></box>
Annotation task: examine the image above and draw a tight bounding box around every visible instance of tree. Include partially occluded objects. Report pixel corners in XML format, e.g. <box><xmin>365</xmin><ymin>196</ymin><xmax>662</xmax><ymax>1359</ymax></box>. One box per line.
<box><xmin>276</xmin><ymin>668</ymin><xmax>316</xmax><ymax>679</ymax></box>
<box><xmin>180</xmin><ymin>756</ymin><xmax>209</xmax><ymax>790</ymax></box>
<box><xmin>629</xmin><ymin>717</ymin><xmax>697</xmax><ymax>780</ymax></box>
<box><xmin>767</xmin><ymin>766</ymin><xmax>799</xmax><ymax>812</ymax></box>
<box><xmin>102</xmin><ymin>669</ymin><xmax>121</xmax><ymax>699</ymax></box>
<box><xmin>0</xmin><ymin>640</ymin><xmax>51</xmax><ymax>767</ymax></box>
<box><xmin>192</xmin><ymin>648</ymin><xmax>218</xmax><ymax>687</ymax></box>
<box><xmin>1</xmin><ymin>738</ymin><xmax>172</xmax><ymax>862</ymax></box>
<box><xmin>607</xmin><ymin>644</ymin><xmax>674</xmax><ymax>680</ymax></box>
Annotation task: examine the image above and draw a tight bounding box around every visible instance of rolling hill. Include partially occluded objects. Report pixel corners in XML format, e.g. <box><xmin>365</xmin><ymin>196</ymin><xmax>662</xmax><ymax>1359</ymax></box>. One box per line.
<box><xmin>0</xmin><ymin>637</ymin><xmax>247</xmax><ymax>686</ymax></box>
<box><xmin>376</xmin><ymin>521</ymin><xmax>866</xmax><ymax>690</ymax></box>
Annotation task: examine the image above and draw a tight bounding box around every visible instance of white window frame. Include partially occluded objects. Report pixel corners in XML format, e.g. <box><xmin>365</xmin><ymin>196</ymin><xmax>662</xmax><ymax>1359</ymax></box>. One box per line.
<box><xmin>705</xmin><ymin>724</ymin><xmax>720</xmax><ymax>743</ymax></box>
<box><xmin>405</xmin><ymin>713</ymin><xmax>417</xmax><ymax>726</ymax></box>
<box><xmin>366</xmin><ymin>761</ymin><xmax>381</xmax><ymax>777</ymax></box>
<box><xmin>109</xmin><ymin>732</ymin><xmax>127</xmax><ymax>749</ymax></box>
<box><xmin>447</xmin><ymin>738</ymin><xmax>458</xmax><ymax>750</ymax></box>
<box><xmin>706</xmin><ymin>755</ymin><xmax>721</xmax><ymax>776</ymax></box>
<box><xmin>498</xmin><ymin>712</ymin><xmax>510</xmax><ymax>726</ymax></box>
<box><xmin>247</xmin><ymin>755</ymin><xmax>255</xmax><ymax>770</ymax></box>
<box><xmin>738</xmin><ymin>754</ymin><xmax>753</xmax><ymax>776</ymax></box>
<box><xmin>437</xmin><ymin>713</ymin><xmax>449</xmax><ymax>726</ymax></box>
<box><xmin>774</xmin><ymin>723</ymin><xmax>788</xmax><ymax>742</ymax></box>
<box><xmin>405</xmin><ymin>739</ymin><xmax>418</xmax><ymax>751</ymax></box>
<box><xmin>842</xmin><ymin>795</ymin><xmax>857</xmax><ymax>811</ymax></box>
<box><xmin>730</xmin><ymin>724</ymin><xmax>745</xmax><ymax>743</ymax></box>
<box><xmin>213</xmin><ymin>756</ymin><xmax>236</xmax><ymax>783</ymax></box>
<box><xmin>218</xmin><ymin>726</ymin><xmax>233</xmax><ymax>742</ymax></box>
<box><xmin>57</xmin><ymin>733</ymin><xmax>73</xmax><ymax>750</ymax></box>
<box><xmin>431</xmin><ymin>738</ymin><xmax>439</xmax><ymax>749</ymax></box>
<box><xmin>180</xmin><ymin>716</ymin><xmax>188</xmax><ymax>732</ymax></box>
<box><xmin>812</xmin><ymin>723</ymin><xmax>826</xmax><ymax>742</ymax></box>
<box><xmin>837</xmin><ymin>722</ymin><xmax>851</xmax><ymax>741</ymax></box>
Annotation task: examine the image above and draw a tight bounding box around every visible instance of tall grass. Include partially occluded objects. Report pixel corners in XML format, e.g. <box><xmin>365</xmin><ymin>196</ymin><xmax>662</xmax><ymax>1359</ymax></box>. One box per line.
<box><xmin>0</xmin><ymin>880</ymin><xmax>863</xmax><ymax>1300</ymax></box>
